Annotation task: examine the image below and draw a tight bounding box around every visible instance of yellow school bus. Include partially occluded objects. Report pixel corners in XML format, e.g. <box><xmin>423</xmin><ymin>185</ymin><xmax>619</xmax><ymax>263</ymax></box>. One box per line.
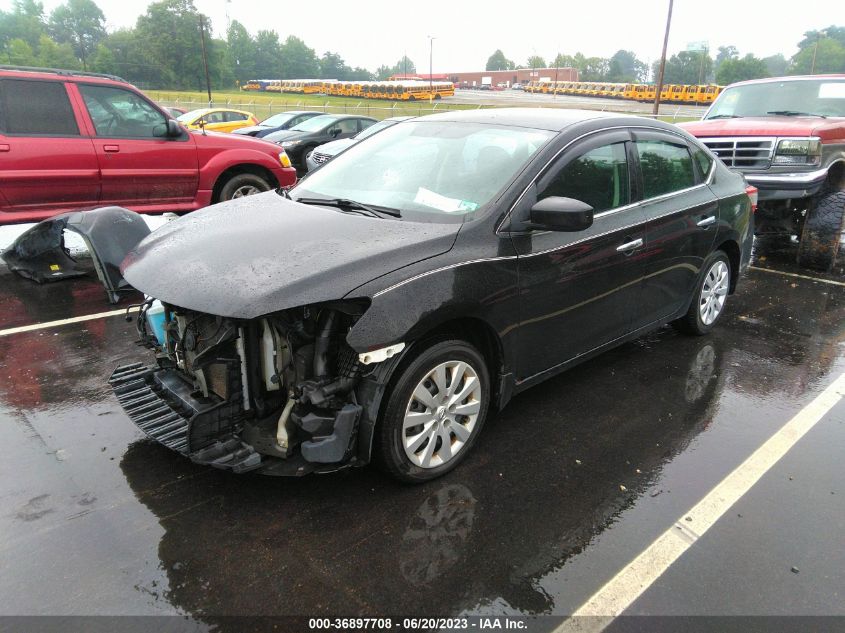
<box><xmin>686</xmin><ymin>84</ymin><xmax>723</xmax><ymax>105</ymax></box>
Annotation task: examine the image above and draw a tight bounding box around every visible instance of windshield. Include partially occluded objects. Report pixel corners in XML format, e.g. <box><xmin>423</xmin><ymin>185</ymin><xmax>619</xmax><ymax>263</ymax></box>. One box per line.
<box><xmin>354</xmin><ymin>119</ymin><xmax>398</xmax><ymax>140</ymax></box>
<box><xmin>291</xmin><ymin>115</ymin><xmax>338</xmax><ymax>132</ymax></box>
<box><xmin>291</xmin><ymin>121</ymin><xmax>553</xmax><ymax>217</ymax></box>
<box><xmin>177</xmin><ymin>109</ymin><xmax>206</xmax><ymax>123</ymax></box>
<box><xmin>260</xmin><ymin>112</ymin><xmax>297</xmax><ymax>126</ymax></box>
<box><xmin>706</xmin><ymin>79</ymin><xmax>845</xmax><ymax>119</ymax></box>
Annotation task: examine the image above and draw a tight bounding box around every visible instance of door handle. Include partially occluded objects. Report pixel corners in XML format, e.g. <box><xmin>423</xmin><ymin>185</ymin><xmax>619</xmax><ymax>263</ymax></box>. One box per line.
<box><xmin>0</xmin><ymin>144</ymin><xmax>9</xmax><ymax>152</ymax></box>
<box><xmin>616</xmin><ymin>238</ymin><xmax>644</xmax><ymax>253</ymax></box>
<box><xmin>103</xmin><ymin>144</ymin><xmax>120</xmax><ymax>153</ymax></box>
<box><xmin>696</xmin><ymin>215</ymin><xmax>716</xmax><ymax>228</ymax></box>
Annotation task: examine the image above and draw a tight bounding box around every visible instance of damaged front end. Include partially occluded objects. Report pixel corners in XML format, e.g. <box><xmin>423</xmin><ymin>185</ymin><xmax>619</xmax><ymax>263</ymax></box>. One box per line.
<box><xmin>110</xmin><ymin>299</ymin><xmax>395</xmax><ymax>475</ymax></box>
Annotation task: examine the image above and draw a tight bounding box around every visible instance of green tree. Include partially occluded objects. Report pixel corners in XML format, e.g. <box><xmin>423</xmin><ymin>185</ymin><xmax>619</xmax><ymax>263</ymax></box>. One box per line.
<box><xmin>226</xmin><ymin>20</ymin><xmax>256</xmax><ymax>83</ymax></box>
<box><xmin>0</xmin><ymin>0</ymin><xmax>46</xmax><ymax>48</ymax></box>
<box><xmin>790</xmin><ymin>32</ymin><xmax>845</xmax><ymax>74</ymax></box>
<box><xmin>319</xmin><ymin>51</ymin><xmax>347</xmax><ymax>79</ymax></box>
<box><xmin>605</xmin><ymin>50</ymin><xmax>645</xmax><ymax>82</ymax></box>
<box><xmin>762</xmin><ymin>53</ymin><xmax>788</xmax><ymax>77</ymax></box>
<box><xmin>376</xmin><ymin>56</ymin><xmax>416</xmax><ymax>79</ymax></box>
<box><xmin>486</xmin><ymin>49</ymin><xmax>514</xmax><ymax>71</ymax></box>
<box><xmin>253</xmin><ymin>29</ymin><xmax>281</xmax><ymax>78</ymax></box>
<box><xmin>280</xmin><ymin>35</ymin><xmax>318</xmax><ymax>78</ymax></box>
<box><xmin>134</xmin><ymin>0</ymin><xmax>219</xmax><ymax>89</ymax></box>
<box><xmin>527</xmin><ymin>54</ymin><xmax>546</xmax><ymax>69</ymax></box>
<box><xmin>551</xmin><ymin>53</ymin><xmax>576</xmax><ymax>69</ymax></box>
<box><xmin>37</xmin><ymin>33</ymin><xmax>81</xmax><ymax>69</ymax></box>
<box><xmin>714</xmin><ymin>45</ymin><xmax>738</xmax><ymax>69</ymax></box>
<box><xmin>89</xmin><ymin>42</ymin><xmax>115</xmax><ymax>74</ymax></box>
<box><xmin>347</xmin><ymin>66</ymin><xmax>373</xmax><ymax>81</ymax></box>
<box><xmin>715</xmin><ymin>53</ymin><xmax>769</xmax><ymax>84</ymax></box>
<box><xmin>48</xmin><ymin>0</ymin><xmax>105</xmax><ymax>69</ymax></box>
<box><xmin>656</xmin><ymin>51</ymin><xmax>713</xmax><ymax>85</ymax></box>
<box><xmin>4</xmin><ymin>37</ymin><xmax>37</xmax><ymax>64</ymax></box>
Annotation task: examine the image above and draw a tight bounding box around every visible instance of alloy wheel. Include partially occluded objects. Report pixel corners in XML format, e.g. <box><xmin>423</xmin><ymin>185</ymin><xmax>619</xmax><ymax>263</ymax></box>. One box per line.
<box><xmin>232</xmin><ymin>185</ymin><xmax>262</xmax><ymax>198</ymax></box>
<box><xmin>402</xmin><ymin>361</ymin><xmax>482</xmax><ymax>469</ymax></box>
<box><xmin>699</xmin><ymin>260</ymin><xmax>729</xmax><ymax>326</ymax></box>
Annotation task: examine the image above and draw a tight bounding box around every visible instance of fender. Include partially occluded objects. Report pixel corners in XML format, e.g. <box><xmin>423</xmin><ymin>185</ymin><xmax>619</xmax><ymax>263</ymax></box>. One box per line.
<box><xmin>196</xmin><ymin>143</ymin><xmax>290</xmax><ymax>191</ymax></box>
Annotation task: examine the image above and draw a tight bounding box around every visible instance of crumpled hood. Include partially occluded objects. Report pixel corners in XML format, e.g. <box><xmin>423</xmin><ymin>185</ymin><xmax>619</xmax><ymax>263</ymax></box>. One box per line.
<box><xmin>122</xmin><ymin>192</ymin><xmax>460</xmax><ymax>318</ymax></box>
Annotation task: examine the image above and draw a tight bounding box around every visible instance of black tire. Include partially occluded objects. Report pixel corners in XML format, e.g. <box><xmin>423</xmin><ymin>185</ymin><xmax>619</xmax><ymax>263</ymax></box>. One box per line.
<box><xmin>217</xmin><ymin>172</ymin><xmax>271</xmax><ymax>202</ymax></box>
<box><xmin>375</xmin><ymin>340</ymin><xmax>490</xmax><ymax>483</ymax></box>
<box><xmin>796</xmin><ymin>190</ymin><xmax>845</xmax><ymax>272</ymax></box>
<box><xmin>673</xmin><ymin>251</ymin><xmax>732</xmax><ymax>336</ymax></box>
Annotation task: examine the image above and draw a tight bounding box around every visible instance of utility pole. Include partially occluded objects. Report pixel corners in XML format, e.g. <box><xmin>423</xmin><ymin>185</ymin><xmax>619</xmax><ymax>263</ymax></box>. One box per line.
<box><xmin>810</xmin><ymin>30</ymin><xmax>824</xmax><ymax>73</ymax></box>
<box><xmin>698</xmin><ymin>44</ymin><xmax>708</xmax><ymax>85</ymax></box>
<box><xmin>653</xmin><ymin>0</ymin><xmax>673</xmax><ymax>116</ymax></box>
<box><xmin>199</xmin><ymin>15</ymin><xmax>213</xmax><ymax>107</ymax></box>
<box><xmin>428</xmin><ymin>35</ymin><xmax>435</xmax><ymax>103</ymax></box>
<box><xmin>553</xmin><ymin>49</ymin><xmax>559</xmax><ymax>100</ymax></box>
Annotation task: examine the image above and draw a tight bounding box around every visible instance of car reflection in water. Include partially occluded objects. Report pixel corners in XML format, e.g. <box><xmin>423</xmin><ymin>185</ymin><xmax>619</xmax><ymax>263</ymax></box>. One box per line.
<box><xmin>118</xmin><ymin>329</ymin><xmax>733</xmax><ymax>621</ymax></box>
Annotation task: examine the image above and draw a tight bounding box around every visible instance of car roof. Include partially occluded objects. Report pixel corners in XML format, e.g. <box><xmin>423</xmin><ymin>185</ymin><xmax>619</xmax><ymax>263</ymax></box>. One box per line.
<box><xmin>725</xmin><ymin>74</ymin><xmax>845</xmax><ymax>88</ymax></box>
<box><xmin>187</xmin><ymin>108</ymin><xmax>253</xmax><ymax>116</ymax></box>
<box><xmin>414</xmin><ymin>107</ymin><xmax>628</xmax><ymax>131</ymax></box>
<box><xmin>0</xmin><ymin>65</ymin><xmax>128</xmax><ymax>85</ymax></box>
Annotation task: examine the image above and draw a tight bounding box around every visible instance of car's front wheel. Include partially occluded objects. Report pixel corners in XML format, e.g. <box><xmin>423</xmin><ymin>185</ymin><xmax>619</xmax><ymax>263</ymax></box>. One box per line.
<box><xmin>376</xmin><ymin>340</ymin><xmax>490</xmax><ymax>483</ymax></box>
<box><xmin>218</xmin><ymin>173</ymin><xmax>271</xmax><ymax>202</ymax></box>
<box><xmin>673</xmin><ymin>251</ymin><xmax>731</xmax><ymax>336</ymax></box>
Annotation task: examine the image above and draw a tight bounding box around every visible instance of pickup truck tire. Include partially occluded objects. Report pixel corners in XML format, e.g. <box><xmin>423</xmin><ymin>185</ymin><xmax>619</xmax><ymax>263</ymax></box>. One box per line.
<box><xmin>796</xmin><ymin>190</ymin><xmax>845</xmax><ymax>272</ymax></box>
<box><xmin>218</xmin><ymin>173</ymin><xmax>271</xmax><ymax>202</ymax></box>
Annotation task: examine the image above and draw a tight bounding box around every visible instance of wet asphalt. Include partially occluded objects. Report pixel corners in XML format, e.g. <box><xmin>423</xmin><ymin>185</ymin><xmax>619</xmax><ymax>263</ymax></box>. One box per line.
<box><xmin>0</xmin><ymin>237</ymin><xmax>844</xmax><ymax>631</ymax></box>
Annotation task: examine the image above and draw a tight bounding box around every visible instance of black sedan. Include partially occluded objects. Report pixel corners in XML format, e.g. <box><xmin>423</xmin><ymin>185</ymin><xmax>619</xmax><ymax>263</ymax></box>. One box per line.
<box><xmin>231</xmin><ymin>110</ymin><xmax>323</xmax><ymax>138</ymax></box>
<box><xmin>110</xmin><ymin>108</ymin><xmax>754</xmax><ymax>483</ymax></box>
<box><xmin>262</xmin><ymin>114</ymin><xmax>377</xmax><ymax>170</ymax></box>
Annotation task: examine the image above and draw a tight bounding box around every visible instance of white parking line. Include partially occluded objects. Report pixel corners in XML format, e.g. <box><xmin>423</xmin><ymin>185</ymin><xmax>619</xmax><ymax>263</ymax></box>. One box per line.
<box><xmin>0</xmin><ymin>307</ymin><xmax>139</xmax><ymax>338</ymax></box>
<box><xmin>749</xmin><ymin>266</ymin><xmax>845</xmax><ymax>287</ymax></box>
<box><xmin>555</xmin><ymin>371</ymin><xmax>845</xmax><ymax>633</ymax></box>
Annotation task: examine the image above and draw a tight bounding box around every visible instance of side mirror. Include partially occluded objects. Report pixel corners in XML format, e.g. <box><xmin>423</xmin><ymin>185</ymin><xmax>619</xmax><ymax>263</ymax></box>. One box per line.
<box><xmin>529</xmin><ymin>196</ymin><xmax>594</xmax><ymax>232</ymax></box>
<box><xmin>154</xmin><ymin>119</ymin><xmax>184</xmax><ymax>138</ymax></box>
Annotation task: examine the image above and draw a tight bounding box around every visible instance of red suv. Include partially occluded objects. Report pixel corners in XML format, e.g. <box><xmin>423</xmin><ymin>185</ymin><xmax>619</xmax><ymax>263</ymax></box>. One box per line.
<box><xmin>0</xmin><ymin>67</ymin><xmax>297</xmax><ymax>224</ymax></box>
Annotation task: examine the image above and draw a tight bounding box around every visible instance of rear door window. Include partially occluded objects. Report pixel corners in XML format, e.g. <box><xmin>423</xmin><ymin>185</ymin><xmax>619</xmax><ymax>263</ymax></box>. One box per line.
<box><xmin>635</xmin><ymin>140</ymin><xmax>696</xmax><ymax>198</ymax></box>
<box><xmin>0</xmin><ymin>79</ymin><xmax>79</xmax><ymax>136</ymax></box>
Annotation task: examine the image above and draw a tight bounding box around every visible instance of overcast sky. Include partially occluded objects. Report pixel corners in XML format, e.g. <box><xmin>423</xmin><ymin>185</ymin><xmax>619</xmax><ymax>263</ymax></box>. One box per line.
<box><xmin>4</xmin><ymin>0</ymin><xmax>834</xmax><ymax>72</ymax></box>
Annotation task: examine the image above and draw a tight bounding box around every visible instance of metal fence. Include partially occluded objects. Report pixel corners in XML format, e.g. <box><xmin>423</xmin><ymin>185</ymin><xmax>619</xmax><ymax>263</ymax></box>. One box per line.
<box><xmin>153</xmin><ymin>98</ymin><xmax>475</xmax><ymax>121</ymax></box>
<box><xmin>151</xmin><ymin>95</ymin><xmax>700</xmax><ymax>123</ymax></box>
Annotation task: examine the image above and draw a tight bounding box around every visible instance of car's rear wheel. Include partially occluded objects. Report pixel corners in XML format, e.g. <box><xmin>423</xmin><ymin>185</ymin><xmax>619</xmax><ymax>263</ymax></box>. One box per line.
<box><xmin>376</xmin><ymin>340</ymin><xmax>490</xmax><ymax>483</ymax></box>
<box><xmin>673</xmin><ymin>251</ymin><xmax>731</xmax><ymax>336</ymax></box>
<box><xmin>796</xmin><ymin>190</ymin><xmax>845</xmax><ymax>272</ymax></box>
<box><xmin>218</xmin><ymin>173</ymin><xmax>271</xmax><ymax>202</ymax></box>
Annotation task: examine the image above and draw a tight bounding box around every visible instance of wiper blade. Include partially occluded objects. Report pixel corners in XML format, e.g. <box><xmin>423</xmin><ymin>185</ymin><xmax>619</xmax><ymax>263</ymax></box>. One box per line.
<box><xmin>706</xmin><ymin>114</ymin><xmax>741</xmax><ymax>119</ymax></box>
<box><xmin>294</xmin><ymin>197</ymin><xmax>401</xmax><ymax>218</ymax></box>
<box><xmin>766</xmin><ymin>110</ymin><xmax>827</xmax><ymax>118</ymax></box>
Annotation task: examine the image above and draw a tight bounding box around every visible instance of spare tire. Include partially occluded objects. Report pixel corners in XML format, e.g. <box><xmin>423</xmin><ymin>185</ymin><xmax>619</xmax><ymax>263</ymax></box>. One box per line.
<box><xmin>796</xmin><ymin>190</ymin><xmax>845</xmax><ymax>272</ymax></box>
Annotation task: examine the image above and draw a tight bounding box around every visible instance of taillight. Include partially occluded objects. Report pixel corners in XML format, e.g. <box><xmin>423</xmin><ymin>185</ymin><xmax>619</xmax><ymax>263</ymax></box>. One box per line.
<box><xmin>745</xmin><ymin>185</ymin><xmax>758</xmax><ymax>213</ymax></box>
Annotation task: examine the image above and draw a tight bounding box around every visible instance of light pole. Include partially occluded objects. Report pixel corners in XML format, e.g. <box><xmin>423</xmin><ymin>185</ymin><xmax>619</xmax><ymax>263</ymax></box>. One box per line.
<box><xmin>428</xmin><ymin>35</ymin><xmax>436</xmax><ymax>103</ymax></box>
<box><xmin>653</xmin><ymin>0</ymin><xmax>673</xmax><ymax>116</ymax></box>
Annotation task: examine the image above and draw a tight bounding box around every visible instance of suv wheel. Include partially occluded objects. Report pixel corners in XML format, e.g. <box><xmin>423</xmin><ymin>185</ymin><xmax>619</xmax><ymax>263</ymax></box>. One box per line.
<box><xmin>797</xmin><ymin>190</ymin><xmax>845</xmax><ymax>272</ymax></box>
<box><xmin>376</xmin><ymin>340</ymin><xmax>490</xmax><ymax>483</ymax></box>
<box><xmin>673</xmin><ymin>251</ymin><xmax>731</xmax><ymax>336</ymax></box>
<box><xmin>218</xmin><ymin>173</ymin><xmax>271</xmax><ymax>202</ymax></box>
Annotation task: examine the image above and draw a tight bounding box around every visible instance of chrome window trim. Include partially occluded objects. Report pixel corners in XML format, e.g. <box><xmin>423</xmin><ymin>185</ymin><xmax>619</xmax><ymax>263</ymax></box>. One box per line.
<box><xmin>496</xmin><ymin>124</ymin><xmax>714</xmax><ymax>233</ymax></box>
<box><xmin>374</xmin><ymin>126</ymin><xmax>720</xmax><ymax>299</ymax></box>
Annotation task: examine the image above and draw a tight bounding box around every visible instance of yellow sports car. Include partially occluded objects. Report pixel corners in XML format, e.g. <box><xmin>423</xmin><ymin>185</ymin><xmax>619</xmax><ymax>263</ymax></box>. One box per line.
<box><xmin>176</xmin><ymin>108</ymin><xmax>259</xmax><ymax>133</ymax></box>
